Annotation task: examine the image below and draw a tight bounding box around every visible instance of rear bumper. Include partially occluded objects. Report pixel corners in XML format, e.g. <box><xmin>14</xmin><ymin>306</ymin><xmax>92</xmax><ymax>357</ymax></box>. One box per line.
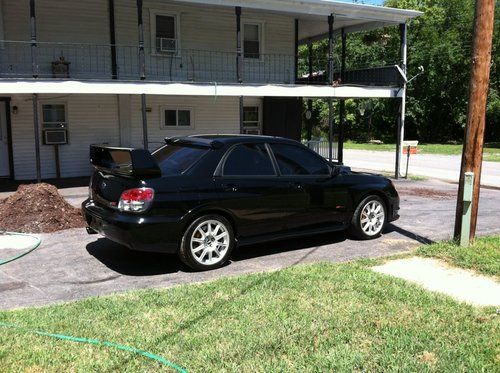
<box><xmin>82</xmin><ymin>199</ymin><xmax>180</xmax><ymax>254</ymax></box>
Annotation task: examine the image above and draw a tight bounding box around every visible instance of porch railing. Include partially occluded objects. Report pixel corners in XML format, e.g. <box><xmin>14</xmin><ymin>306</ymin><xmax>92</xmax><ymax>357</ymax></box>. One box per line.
<box><xmin>303</xmin><ymin>139</ymin><xmax>338</xmax><ymax>160</ymax></box>
<box><xmin>0</xmin><ymin>41</ymin><xmax>295</xmax><ymax>84</ymax></box>
<box><xmin>0</xmin><ymin>40</ymin><xmax>401</xmax><ymax>87</ymax></box>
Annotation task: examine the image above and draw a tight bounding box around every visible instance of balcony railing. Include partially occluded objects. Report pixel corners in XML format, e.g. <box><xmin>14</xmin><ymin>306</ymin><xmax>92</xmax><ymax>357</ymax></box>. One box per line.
<box><xmin>0</xmin><ymin>41</ymin><xmax>296</xmax><ymax>84</ymax></box>
<box><xmin>0</xmin><ymin>40</ymin><xmax>402</xmax><ymax>87</ymax></box>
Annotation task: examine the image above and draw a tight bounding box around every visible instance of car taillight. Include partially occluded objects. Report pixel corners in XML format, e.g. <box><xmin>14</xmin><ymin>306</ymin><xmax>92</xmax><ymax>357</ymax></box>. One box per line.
<box><xmin>118</xmin><ymin>187</ymin><xmax>155</xmax><ymax>213</ymax></box>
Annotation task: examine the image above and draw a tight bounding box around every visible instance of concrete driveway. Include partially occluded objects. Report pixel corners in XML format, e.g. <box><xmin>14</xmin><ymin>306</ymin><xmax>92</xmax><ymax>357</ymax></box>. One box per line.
<box><xmin>1</xmin><ymin>179</ymin><xmax>499</xmax><ymax>310</ymax></box>
<box><xmin>344</xmin><ymin>149</ymin><xmax>500</xmax><ymax>188</ymax></box>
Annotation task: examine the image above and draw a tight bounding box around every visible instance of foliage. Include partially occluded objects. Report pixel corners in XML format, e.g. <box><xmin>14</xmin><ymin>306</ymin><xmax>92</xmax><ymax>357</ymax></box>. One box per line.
<box><xmin>300</xmin><ymin>0</ymin><xmax>499</xmax><ymax>143</ymax></box>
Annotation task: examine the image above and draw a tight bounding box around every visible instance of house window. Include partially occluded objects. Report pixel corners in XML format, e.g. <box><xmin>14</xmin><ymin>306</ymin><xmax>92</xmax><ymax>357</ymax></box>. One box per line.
<box><xmin>243</xmin><ymin>23</ymin><xmax>261</xmax><ymax>59</ymax></box>
<box><xmin>242</xmin><ymin>106</ymin><xmax>261</xmax><ymax>135</ymax></box>
<box><xmin>161</xmin><ymin>108</ymin><xmax>193</xmax><ymax>128</ymax></box>
<box><xmin>41</xmin><ymin>103</ymin><xmax>68</xmax><ymax>145</ymax></box>
<box><xmin>42</xmin><ymin>104</ymin><xmax>67</xmax><ymax>129</ymax></box>
<box><xmin>151</xmin><ymin>11</ymin><xmax>180</xmax><ymax>54</ymax></box>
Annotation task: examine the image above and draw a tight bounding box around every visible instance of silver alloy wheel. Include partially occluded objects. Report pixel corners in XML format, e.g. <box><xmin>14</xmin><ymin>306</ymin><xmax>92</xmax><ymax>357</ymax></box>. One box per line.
<box><xmin>360</xmin><ymin>200</ymin><xmax>385</xmax><ymax>236</ymax></box>
<box><xmin>190</xmin><ymin>219</ymin><xmax>230</xmax><ymax>266</ymax></box>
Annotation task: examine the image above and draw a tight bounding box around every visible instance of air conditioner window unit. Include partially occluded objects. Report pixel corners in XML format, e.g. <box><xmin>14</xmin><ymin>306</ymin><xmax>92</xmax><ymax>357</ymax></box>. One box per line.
<box><xmin>159</xmin><ymin>38</ymin><xmax>177</xmax><ymax>53</ymax></box>
<box><xmin>44</xmin><ymin>129</ymin><xmax>68</xmax><ymax>145</ymax></box>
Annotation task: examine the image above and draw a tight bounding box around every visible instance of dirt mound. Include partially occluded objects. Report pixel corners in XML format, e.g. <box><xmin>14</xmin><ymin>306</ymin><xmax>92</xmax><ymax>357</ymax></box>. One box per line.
<box><xmin>398</xmin><ymin>187</ymin><xmax>455</xmax><ymax>200</ymax></box>
<box><xmin>0</xmin><ymin>183</ymin><xmax>86</xmax><ymax>233</ymax></box>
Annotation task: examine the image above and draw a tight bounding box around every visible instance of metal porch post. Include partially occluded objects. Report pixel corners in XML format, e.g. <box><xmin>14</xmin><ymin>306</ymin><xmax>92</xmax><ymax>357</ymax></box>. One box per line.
<box><xmin>141</xmin><ymin>94</ymin><xmax>148</xmax><ymax>150</ymax></box>
<box><xmin>236</xmin><ymin>6</ymin><xmax>244</xmax><ymax>134</ymax></box>
<box><xmin>239</xmin><ymin>96</ymin><xmax>244</xmax><ymax>134</ymax></box>
<box><xmin>338</xmin><ymin>28</ymin><xmax>347</xmax><ymax>164</ymax></box>
<box><xmin>306</xmin><ymin>41</ymin><xmax>313</xmax><ymax>141</ymax></box>
<box><xmin>108</xmin><ymin>0</ymin><xmax>118</xmax><ymax>79</ymax></box>
<box><xmin>137</xmin><ymin>0</ymin><xmax>146</xmax><ymax>80</ymax></box>
<box><xmin>137</xmin><ymin>0</ymin><xmax>148</xmax><ymax>149</ymax></box>
<box><xmin>395</xmin><ymin>23</ymin><xmax>407</xmax><ymax>179</ymax></box>
<box><xmin>236</xmin><ymin>6</ymin><xmax>242</xmax><ymax>83</ymax></box>
<box><xmin>30</xmin><ymin>0</ymin><xmax>38</xmax><ymax>78</ymax></box>
<box><xmin>294</xmin><ymin>19</ymin><xmax>299</xmax><ymax>82</ymax></box>
<box><xmin>328</xmin><ymin>14</ymin><xmax>334</xmax><ymax>161</ymax></box>
<box><xmin>32</xmin><ymin>94</ymin><xmax>41</xmax><ymax>182</ymax></box>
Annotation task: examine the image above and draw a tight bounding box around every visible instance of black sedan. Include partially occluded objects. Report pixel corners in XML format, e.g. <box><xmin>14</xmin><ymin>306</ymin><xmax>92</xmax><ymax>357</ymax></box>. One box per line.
<box><xmin>82</xmin><ymin>135</ymin><xmax>399</xmax><ymax>270</ymax></box>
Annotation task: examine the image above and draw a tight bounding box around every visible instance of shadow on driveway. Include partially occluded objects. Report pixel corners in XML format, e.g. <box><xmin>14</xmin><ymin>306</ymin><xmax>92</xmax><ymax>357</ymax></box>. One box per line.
<box><xmin>87</xmin><ymin>231</ymin><xmax>350</xmax><ymax>276</ymax></box>
<box><xmin>86</xmin><ymin>238</ymin><xmax>182</xmax><ymax>276</ymax></box>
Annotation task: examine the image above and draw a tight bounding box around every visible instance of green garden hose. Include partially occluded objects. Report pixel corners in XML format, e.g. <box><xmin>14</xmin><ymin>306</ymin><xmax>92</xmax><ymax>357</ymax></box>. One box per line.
<box><xmin>0</xmin><ymin>233</ymin><xmax>187</xmax><ymax>372</ymax></box>
<box><xmin>0</xmin><ymin>322</ymin><xmax>186</xmax><ymax>372</ymax></box>
<box><xmin>0</xmin><ymin>231</ymin><xmax>41</xmax><ymax>266</ymax></box>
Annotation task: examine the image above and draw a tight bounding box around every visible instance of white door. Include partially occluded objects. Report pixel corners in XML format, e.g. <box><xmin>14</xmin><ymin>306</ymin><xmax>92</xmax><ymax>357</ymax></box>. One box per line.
<box><xmin>0</xmin><ymin>102</ymin><xmax>10</xmax><ymax>177</ymax></box>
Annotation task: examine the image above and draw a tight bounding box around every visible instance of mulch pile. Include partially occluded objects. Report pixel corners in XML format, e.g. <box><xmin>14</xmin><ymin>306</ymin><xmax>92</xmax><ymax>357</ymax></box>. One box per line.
<box><xmin>0</xmin><ymin>183</ymin><xmax>86</xmax><ymax>233</ymax></box>
<box><xmin>398</xmin><ymin>187</ymin><xmax>455</xmax><ymax>200</ymax></box>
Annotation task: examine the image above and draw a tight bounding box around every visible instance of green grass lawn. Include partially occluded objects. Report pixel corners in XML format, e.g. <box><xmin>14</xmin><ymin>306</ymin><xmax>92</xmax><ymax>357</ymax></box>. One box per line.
<box><xmin>416</xmin><ymin>235</ymin><xmax>500</xmax><ymax>277</ymax></box>
<box><xmin>1</xmin><ymin>259</ymin><xmax>498</xmax><ymax>371</ymax></box>
<box><xmin>344</xmin><ymin>141</ymin><xmax>500</xmax><ymax>162</ymax></box>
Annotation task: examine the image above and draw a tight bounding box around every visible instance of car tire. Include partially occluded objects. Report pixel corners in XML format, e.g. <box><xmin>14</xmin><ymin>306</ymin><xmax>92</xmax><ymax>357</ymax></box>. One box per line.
<box><xmin>349</xmin><ymin>195</ymin><xmax>387</xmax><ymax>240</ymax></box>
<box><xmin>178</xmin><ymin>214</ymin><xmax>235</xmax><ymax>271</ymax></box>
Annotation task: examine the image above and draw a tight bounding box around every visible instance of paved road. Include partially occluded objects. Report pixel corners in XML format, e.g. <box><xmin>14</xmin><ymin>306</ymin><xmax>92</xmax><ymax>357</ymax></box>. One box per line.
<box><xmin>1</xmin><ymin>179</ymin><xmax>499</xmax><ymax>310</ymax></box>
<box><xmin>344</xmin><ymin>149</ymin><xmax>500</xmax><ymax>188</ymax></box>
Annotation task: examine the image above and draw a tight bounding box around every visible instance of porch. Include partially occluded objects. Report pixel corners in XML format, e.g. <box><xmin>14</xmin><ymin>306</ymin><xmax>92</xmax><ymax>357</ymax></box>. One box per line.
<box><xmin>0</xmin><ymin>41</ymin><xmax>404</xmax><ymax>87</ymax></box>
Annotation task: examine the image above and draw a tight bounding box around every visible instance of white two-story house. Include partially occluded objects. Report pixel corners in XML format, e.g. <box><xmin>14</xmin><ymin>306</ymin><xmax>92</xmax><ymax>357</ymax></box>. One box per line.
<box><xmin>0</xmin><ymin>0</ymin><xmax>421</xmax><ymax>181</ymax></box>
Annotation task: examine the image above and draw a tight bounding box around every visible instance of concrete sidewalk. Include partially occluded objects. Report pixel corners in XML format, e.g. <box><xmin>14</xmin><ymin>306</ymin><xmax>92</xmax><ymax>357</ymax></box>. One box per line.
<box><xmin>344</xmin><ymin>149</ymin><xmax>500</xmax><ymax>188</ymax></box>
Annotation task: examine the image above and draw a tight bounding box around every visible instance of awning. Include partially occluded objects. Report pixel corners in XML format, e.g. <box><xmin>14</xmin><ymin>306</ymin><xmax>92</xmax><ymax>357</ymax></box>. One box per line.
<box><xmin>0</xmin><ymin>80</ymin><xmax>403</xmax><ymax>99</ymax></box>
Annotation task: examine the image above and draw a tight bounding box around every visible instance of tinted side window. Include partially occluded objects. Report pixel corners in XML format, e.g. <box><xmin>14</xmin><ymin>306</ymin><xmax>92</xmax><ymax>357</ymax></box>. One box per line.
<box><xmin>152</xmin><ymin>144</ymin><xmax>209</xmax><ymax>175</ymax></box>
<box><xmin>223</xmin><ymin>144</ymin><xmax>275</xmax><ymax>176</ymax></box>
<box><xmin>271</xmin><ymin>144</ymin><xmax>330</xmax><ymax>176</ymax></box>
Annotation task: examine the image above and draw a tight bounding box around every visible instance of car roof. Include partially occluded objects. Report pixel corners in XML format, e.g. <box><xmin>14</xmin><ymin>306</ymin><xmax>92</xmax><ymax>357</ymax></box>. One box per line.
<box><xmin>166</xmin><ymin>134</ymin><xmax>301</xmax><ymax>148</ymax></box>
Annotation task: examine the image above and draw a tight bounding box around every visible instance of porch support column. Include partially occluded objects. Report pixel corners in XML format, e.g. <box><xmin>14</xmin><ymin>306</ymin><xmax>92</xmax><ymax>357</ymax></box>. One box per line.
<box><xmin>395</xmin><ymin>23</ymin><xmax>407</xmax><ymax>179</ymax></box>
<box><xmin>328</xmin><ymin>98</ymin><xmax>333</xmax><ymax>161</ymax></box>
<box><xmin>338</xmin><ymin>28</ymin><xmax>347</xmax><ymax>164</ymax></box>
<box><xmin>327</xmin><ymin>14</ymin><xmax>334</xmax><ymax>161</ymax></box>
<box><xmin>32</xmin><ymin>94</ymin><xmax>41</xmax><ymax>182</ymax></box>
<box><xmin>137</xmin><ymin>0</ymin><xmax>146</xmax><ymax>80</ymax></box>
<box><xmin>306</xmin><ymin>41</ymin><xmax>313</xmax><ymax>141</ymax></box>
<box><xmin>29</xmin><ymin>0</ymin><xmax>38</xmax><ymax>78</ymax></box>
<box><xmin>294</xmin><ymin>19</ymin><xmax>299</xmax><ymax>82</ymax></box>
<box><xmin>141</xmin><ymin>94</ymin><xmax>148</xmax><ymax>150</ymax></box>
<box><xmin>239</xmin><ymin>96</ymin><xmax>244</xmax><ymax>134</ymax></box>
<box><xmin>327</xmin><ymin>14</ymin><xmax>334</xmax><ymax>85</ymax></box>
<box><xmin>108</xmin><ymin>0</ymin><xmax>118</xmax><ymax>79</ymax></box>
<box><xmin>236</xmin><ymin>6</ymin><xmax>242</xmax><ymax>83</ymax></box>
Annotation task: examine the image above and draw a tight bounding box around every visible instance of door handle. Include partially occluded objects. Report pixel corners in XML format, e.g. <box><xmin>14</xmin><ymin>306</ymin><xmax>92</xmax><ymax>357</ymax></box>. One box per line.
<box><xmin>222</xmin><ymin>183</ymin><xmax>238</xmax><ymax>192</ymax></box>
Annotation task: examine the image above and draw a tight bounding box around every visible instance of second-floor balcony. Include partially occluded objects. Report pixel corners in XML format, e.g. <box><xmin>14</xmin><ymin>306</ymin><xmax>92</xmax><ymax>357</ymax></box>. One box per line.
<box><xmin>0</xmin><ymin>40</ymin><xmax>404</xmax><ymax>87</ymax></box>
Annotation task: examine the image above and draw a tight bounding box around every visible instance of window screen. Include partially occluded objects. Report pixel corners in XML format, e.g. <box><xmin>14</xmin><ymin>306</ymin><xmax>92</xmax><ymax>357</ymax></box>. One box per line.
<box><xmin>163</xmin><ymin>109</ymin><xmax>192</xmax><ymax>127</ymax></box>
<box><xmin>156</xmin><ymin>15</ymin><xmax>176</xmax><ymax>52</ymax></box>
<box><xmin>271</xmin><ymin>144</ymin><xmax>330</xmax><ymax>176</ymax></box>
<box><xmin>244</xmin><ymin>23</ymin><xmax>260</xmax><ymax>59</ymax></box>
<box><xmin>223</xmin><ymin>144</ymin><xmax>275</xmax><ymax>176</ymax></box>
<box><xmin>42</xmin><ymin>104</ymin><xmax>67</xmax><ymax>129</ymax></box>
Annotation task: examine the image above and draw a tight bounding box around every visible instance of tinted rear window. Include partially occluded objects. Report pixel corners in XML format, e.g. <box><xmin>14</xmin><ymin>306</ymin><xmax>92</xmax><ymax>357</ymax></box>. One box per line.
<box><xmin>152</xmin><ymin>144</ymin><xmax>209</xmax><ymax>175</ymax></box>
<box><xmin>223</xmin><ymin>143</ymin><xmax>275</xmax><ymax>176</ymax></box>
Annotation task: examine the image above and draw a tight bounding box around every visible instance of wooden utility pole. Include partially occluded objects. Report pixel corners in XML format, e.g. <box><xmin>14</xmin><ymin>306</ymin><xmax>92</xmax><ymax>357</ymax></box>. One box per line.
<box><xmin>454</xmin><ymin>0</ymin><xmax>495</xmax><ymax>242</ymax></box>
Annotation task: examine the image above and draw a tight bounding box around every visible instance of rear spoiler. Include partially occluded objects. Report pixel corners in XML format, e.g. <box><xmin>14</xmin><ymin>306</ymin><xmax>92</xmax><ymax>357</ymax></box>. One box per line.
<box><xmin>89</xmin><ymin>145</ymin><xmax>161</xmax><ymax>178</ymax></box>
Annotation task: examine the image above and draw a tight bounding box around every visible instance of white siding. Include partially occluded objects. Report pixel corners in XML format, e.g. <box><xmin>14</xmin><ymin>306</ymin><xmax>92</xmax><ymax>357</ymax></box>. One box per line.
<box><xmin>9</xmin><ymin>94</ymin><xmax>241</xmax><ymax>179</ymax></box>
<box><xmin>10</xmin><ymin>94</ymin><xmax>120</xmax><ymax>179</ymax></box>
<box><xmin>129</xmin><ymin>95</ymin><xmax>240</xmax><ymax>148</ymax></box>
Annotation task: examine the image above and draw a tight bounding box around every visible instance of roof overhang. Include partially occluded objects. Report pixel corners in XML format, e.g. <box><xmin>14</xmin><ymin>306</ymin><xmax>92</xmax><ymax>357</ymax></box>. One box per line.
<box><xmin>0</xmin><ymin>80</ymin><xmax>403</xmax><ymax>99</ymax></box>
<box><xmin>171</xmin><ymin>0</ymin><xmax>422</xmax><ymax>42</ymax></box>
